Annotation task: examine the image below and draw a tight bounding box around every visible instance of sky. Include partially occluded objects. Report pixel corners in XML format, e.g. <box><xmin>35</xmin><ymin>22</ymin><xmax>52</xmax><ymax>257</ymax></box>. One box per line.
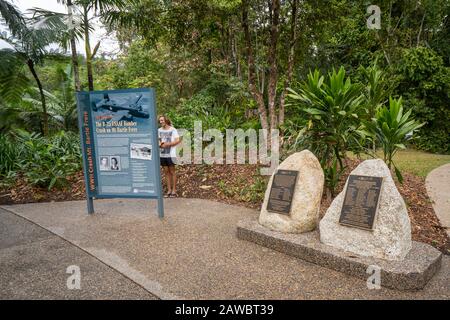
<box><xmin>0</xmin><ymin>0</ymin><xmax>120</xmax><ymax>57</ymax></box>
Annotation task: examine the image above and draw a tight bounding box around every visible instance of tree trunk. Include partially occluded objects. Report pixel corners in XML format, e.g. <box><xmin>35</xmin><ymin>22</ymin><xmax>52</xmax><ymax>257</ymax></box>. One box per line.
<box><xmin>70</xmin><ymin>36</ymin><xmax>81</xmax><ymax>91</ymax></box>
<box><xmin>417</xmin><ymin>13</ymin><xmax>426</xmax><ymax>47</ymax></box>
<box><xmin>279</xmin><ymin>0</ymin><xmax>298</xmax><ymax>126</ymax></box>
<box><xmin>230</xmin><ymin>18</ymin><xmax>241</xmax><ymax>79</ymax></box>
<box><xmin>67</xmin><ymin>0</ymin><xmax>81</xmax><ymax>91</ymax></box>
<box><xmin>83</xmin><ymin>6</ymin><xmax>94</xmax><ymax>91</ymax></box>
<box><xmin>27</xmin><ymin>59</ymin><xmax>48</xmax><ymax>136</ymax></box>
<box><xmin>267</xmin><ymin>0</ymin><xmax>280</xmax><ymax>130</ymax></box>
<box><xmin>242</xmin><ymin>0</ymin><xmax>268</xmax><ymax>130</ymax></box>
<box><xmin>231</xmin><ymin>32</ymin><xmax>241</xmax><ymax>79</ymax></box>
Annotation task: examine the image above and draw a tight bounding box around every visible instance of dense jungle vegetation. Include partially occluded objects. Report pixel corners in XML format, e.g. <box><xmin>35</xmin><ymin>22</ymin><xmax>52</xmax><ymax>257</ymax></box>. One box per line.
<box><xmin>0</xmin><ymin>0</ymin><xmax>449</xmax><ymax>195</ymax></box>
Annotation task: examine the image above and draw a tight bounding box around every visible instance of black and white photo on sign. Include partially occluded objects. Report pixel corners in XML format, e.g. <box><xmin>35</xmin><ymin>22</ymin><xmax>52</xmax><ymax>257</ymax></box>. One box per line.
<box><xmin>110</xmin><ymin>156</ymin><xmax>121</xmax><ymax>171</ymax></box>
<box><xmin>99</xmin><ymin>156</ymin><xmax>109</xmax><ymax>171</ymax></box>
<box><xmin>130</xmin><ymin>143</ymin><xmax>152</xmax><ymax>160</ymax></box>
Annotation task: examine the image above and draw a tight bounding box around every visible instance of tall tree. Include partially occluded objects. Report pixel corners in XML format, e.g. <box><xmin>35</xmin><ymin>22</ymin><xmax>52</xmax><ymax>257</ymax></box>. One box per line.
<box><xmin>65</xmin><ymin>0</ymin><xmax>82</xmax><ymax>91</ymax></box>
<box><xmin>242</xmin><ymin>0</ymin><xmax>297</xmax><ymax>131</ymax></box>
<box><xmin>278</xmin><ymin>0</ymin><xmax>298</xmax><ymax>126</ymax></box>
<box><xmin>0</xmin><ymin>0</ymin><xmax>59</xmax><ymax>135</ymax></box>
<box><xmin>32</xmin><ymin>0</ymin><xmax>84</xmax><ymax>91</ymax></box>
<box><xmin>241</xmin><ymin>0</ymin><xmax>268</xmax><ymax>130</ymax></box>
<box><xmin>77</xmin><ymin>0</ymin><xmax>129</xmax><ymax>91</ymax></box>
<box><xmin>33</xmin><ymin>0</ymin><xmax>130</xmax><ymax>92</ymax></box>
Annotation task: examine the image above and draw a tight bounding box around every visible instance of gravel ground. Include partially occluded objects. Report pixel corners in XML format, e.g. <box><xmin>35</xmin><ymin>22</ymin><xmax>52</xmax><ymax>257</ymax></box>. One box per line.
<box><xmin>1</xmin><ymin>198</ymin><xmax>448</xmax><ymax>300</ymax></box>
<box><xmin>0</xmin><ymin>209</ymin><xmax>157</xmax><ymax>300</ymax></box>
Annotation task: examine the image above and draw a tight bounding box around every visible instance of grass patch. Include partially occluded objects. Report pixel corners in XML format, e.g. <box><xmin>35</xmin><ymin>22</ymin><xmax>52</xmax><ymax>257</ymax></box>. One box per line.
<box><xmin>349</xmin><ymin>149</ymin><xmax>450</xmax><ymax>177</ymax></box>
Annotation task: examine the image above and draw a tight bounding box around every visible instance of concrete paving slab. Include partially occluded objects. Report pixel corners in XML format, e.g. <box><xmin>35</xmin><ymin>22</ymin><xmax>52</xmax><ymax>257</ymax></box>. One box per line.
<box><xmin>0</xmin><ymin>209</ymin><xmax>157</xmax><ymax>300</ymax></box>
<box><xmin>1</xmin><ymin>198</ymin><xmax>449</xmax><ymax>299</ymax></box>
<box><xmin>426</xmin><ymin>164</ymin><xmax>450</xmax><ymax>236</ymax></box>
<box><xmin>237</xmin><ymin>218</ymin><xmax>442</xmax><ymax>290</ymax></box>
<box><xmin>0</xmin><ymin>209</ymin><xmax>52</xmax><ymax>250</ymax></box>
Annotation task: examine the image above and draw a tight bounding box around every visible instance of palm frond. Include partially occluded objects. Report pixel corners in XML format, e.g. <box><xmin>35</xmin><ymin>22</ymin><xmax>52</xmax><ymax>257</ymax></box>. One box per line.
<box><xmin>0</xmin><ymin>49</ymin><xmax>30</xmax><ymax>103</ymax></box>
<box><xmin>0</xmin><ymin>0</ymin><xmax>26</xmax><ymax>37</ymax></box>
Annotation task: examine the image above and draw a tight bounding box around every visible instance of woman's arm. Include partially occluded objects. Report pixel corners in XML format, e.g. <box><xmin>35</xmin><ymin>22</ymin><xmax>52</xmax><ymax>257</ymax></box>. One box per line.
<box><xmin>161</xmin><ymin>137</ymin><xmax>180</xmax><ymax>148</ymax></box>
<box><xmin>171</xmin><ymin>137</ymin><xmax>181</xmax><ymax>146</ymax></box>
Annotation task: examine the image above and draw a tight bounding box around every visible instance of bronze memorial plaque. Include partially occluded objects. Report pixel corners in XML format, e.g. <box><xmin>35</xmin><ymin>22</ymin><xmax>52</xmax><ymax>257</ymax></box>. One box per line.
<box><xmin>339</xmin><ymin>175</ymin><xmax>384</xmax><ymax>230</ymax></box>
<box><xmin>267</xmin><ymin>169</ymin><xmax>298</xmax><ymax>215</ymax></box>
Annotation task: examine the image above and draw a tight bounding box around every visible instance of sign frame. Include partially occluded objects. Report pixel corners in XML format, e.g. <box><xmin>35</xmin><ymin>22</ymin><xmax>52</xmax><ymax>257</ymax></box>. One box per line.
<box><xmin>76</xmin><ymin>88</ymin><xmax>164</xmax><ymax>218</ymax></box>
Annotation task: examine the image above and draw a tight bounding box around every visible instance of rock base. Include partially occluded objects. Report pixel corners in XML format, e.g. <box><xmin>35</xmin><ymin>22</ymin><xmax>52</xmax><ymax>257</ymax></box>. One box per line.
<box><xmin>237</xmin><ymin>218</ymin><xmax>442</xmax><ymax>291</ymax></box>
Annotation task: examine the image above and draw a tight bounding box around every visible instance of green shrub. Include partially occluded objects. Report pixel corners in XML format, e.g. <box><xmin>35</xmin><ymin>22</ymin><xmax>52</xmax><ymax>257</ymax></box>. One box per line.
<box><xmin>0</xmin><ymin>134</ymin><xmax>21</xmax><ymax>176</ymax></box>
<box><xmin>394</xmin><ymin>47</ymin><xmax>450</xmax><ymax>154</ymax></box>
<box><xmin>15</xmin><ymin>130</ymin><xmax>82</xmax><ymax>190</ymax></box>
<box><xmin>363</xmin><ymin>97</ymin><xmax>424</xmax><ymax>182</ymax></box>
<box><xmin>0</xmin><ymin>134</ymin><xmax>22</xmax><ymax>187</ymax></box>
<box><xmin>166</xmin><ymin>74</ymin><xmax>254</xmax><ymax>133</ymax></box>
<box><xmin>239</xmin><ymin>176</ymin><xmax>267</xmax><ymax>203</ymax></box>
<box><xmin>287</xmin><ymin>66</ymin><xmax>366</xmax><ymax>195</ymax></box>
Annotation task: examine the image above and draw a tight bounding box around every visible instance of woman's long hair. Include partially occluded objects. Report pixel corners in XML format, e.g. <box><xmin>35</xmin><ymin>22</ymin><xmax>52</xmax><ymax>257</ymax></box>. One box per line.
<box><xmin>158</xmin><ymin>115</ymin><xmax>172</xmax><ymax>126</ymax></box>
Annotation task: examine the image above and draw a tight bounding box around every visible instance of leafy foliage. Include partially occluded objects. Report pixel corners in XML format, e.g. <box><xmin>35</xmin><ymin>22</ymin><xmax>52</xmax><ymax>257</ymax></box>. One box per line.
<box><xmin>0</xmin><ymin>49</ymin><xmax>30</xmax><ymax>103</ymax></box>
<box><xmin>394</xmin><ymin>47</ymin><xmax>450</xmax><ymax>153</ymax></box>
<box><xmin>0</xmin><ymin>130</ymin><xmax>82</xmax><ymax>190</ymax></box>
<box><xmin>168</xmin><ymin>74</ymin><xmax>253</xmax><ymax>132</ymax></box>
<box><xmin>287</xmin><ymin>67</ymin><xmax>365</xmax><ymax>194</ymax></box>
<box><xmin>363</xmin><ymin>97</ymin><xmax>425</xmax><ymax>182</ymax></box>
<box><xmin>0</xmin><ymin>0</ymin><xmax>449</xmax><ymax>199</ymax></box>
<box><xmin>0</xmin><ymin>0</ymin><xmax>24</xmax><ymax>37</ymax></box>
<box><xmin>0</xmin><ymin>134</ymin><xmax>21</xmax><ymax>177</ymax></box>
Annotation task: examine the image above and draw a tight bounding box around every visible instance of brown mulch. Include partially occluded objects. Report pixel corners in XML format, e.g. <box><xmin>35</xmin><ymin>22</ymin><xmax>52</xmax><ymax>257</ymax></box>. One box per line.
<box><xmin>0</xmin><ymin>172</ymin><xmax>85</xmax><ymax>205</ymax></box>
<box><xmin>1</xmin><ymin>160</ymin><xmax>449</xmax><ymax>254</ymax></box>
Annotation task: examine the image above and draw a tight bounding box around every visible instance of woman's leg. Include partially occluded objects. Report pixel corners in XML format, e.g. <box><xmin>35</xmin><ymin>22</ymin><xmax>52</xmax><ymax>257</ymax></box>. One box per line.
<box><xmin>169</xmin><ymin>165</ymin><xmax>177</xmax><ymax>194</ymax></box>
<box><xmin>163</xmin><ymin>166</ymin><xmax>172</xmax><ymax>194</ymax></box>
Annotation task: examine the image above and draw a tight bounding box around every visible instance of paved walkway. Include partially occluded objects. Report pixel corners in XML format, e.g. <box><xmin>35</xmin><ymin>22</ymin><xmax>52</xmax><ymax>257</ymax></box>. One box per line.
<box><xmin>426</xmin><ymin>164</ymin><xmax>450</xmax><ymax>237</ymax></box>
<box><xmin>0</xmin><ymin>209</ymin><xmax>156</xmax><ymax>299</ymax></box>
<box><xmin>1</xmin><ymin>198</ymin><xmax>449</xmax><ymax>299</ymax></box>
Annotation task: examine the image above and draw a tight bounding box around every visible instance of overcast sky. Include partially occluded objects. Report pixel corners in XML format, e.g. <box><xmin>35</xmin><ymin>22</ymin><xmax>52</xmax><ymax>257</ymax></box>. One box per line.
<box><xmin>0</xmin><ymin>0</ymin><xmax>120</xmax><ymax>56</ymax></box>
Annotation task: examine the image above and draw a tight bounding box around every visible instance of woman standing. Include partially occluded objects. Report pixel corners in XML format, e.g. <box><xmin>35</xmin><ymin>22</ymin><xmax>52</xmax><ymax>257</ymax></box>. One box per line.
<box><xmin>158</xmin><ymin>115</ymin><xmax>180</xmax><ymax>197</ymax></box>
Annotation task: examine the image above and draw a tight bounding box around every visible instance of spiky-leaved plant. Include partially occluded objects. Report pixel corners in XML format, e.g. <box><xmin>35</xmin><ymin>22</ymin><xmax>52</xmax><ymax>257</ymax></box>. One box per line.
<box><xmin>364</xmin><ymin>96</ymin><xmax>424</xmax><ymax>182</ymax></box>
<box><xmin>287</xmin><ymin>66</ymin><xmax>365</xmax><ymax>196</ymax></box>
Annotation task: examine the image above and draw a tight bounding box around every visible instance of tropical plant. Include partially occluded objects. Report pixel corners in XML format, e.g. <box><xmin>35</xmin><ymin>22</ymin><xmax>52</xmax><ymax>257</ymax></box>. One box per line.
<box><xmin>13</xmin><ymin>130</ymin><xmax>82</xmax><ymax>190</ymax></box>
<box><xmin>364</xmin><ymin>96</ymin><xmax>425</xmax><ymax>182</ymax></box>
<box><xmin>76</xmin><ymin>0</ymin><xmax>130</xmax><ymax>90</ymax></box>
<box><xmin>0</xmin><ymin>99</ymin><xmax>25</xmax><ymax>133</ymax></box>
<box><xmin>358</xmin><ymin>62</ymin><xmax>393</xmax><ymax>152</ymax></box>
<box><xmin>0</xmin><ymin>0</ymin><xmax>24</xmax><ymax>37</ymax></box>
<box><xmin>48</xmin><ymin>65</ymin><xmax>78</xmax><ymax>131</ymax></box>
<box><xmin>0</xmin><ymin>0</ymin><xmax>61</xmax><ymax>135</ymax></box>
<box><xmin>287</xmin><ymin>67</ymin><xmax>365</xmax><ymax>196</ymax></box>
<box><xmin>359</xmin><ymin>63</ymin><xmax>392</xmax><ymax>121</ymax></box>
<box><xmin>0</xmin><ymin>133</ymin><xmax>21</xmax><ymax>177</ymax></box>
<box><xmin>394</xmin><ymin>47</ymin><xmax>450</xmax><ymax>154</ymax></box>
<box><xmin>30</xmin><ymin>0</ymin><xmax>85</xmax><ymax>91</ymax></box>
<box><xmin>31</xmin><ymin>0</ymin><xmax>130</xmax><ymax>91</ymax></box>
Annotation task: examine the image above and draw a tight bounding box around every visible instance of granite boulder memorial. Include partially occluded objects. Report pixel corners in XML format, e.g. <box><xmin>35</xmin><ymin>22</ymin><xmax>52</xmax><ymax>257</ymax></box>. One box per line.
<box><xmin>259</xmin><ymin>150</ymin><xmax>324</xmax><ymax>233</ymax></box>
<box><xmin>319</xmin><ymin>159</ymin><xmax>412</xmax><ymax>261</ymax></box>
<box><xmin>237</xmin><ymin>158</ymin><xmax>442</xmax><ymax>290</ymax></box>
